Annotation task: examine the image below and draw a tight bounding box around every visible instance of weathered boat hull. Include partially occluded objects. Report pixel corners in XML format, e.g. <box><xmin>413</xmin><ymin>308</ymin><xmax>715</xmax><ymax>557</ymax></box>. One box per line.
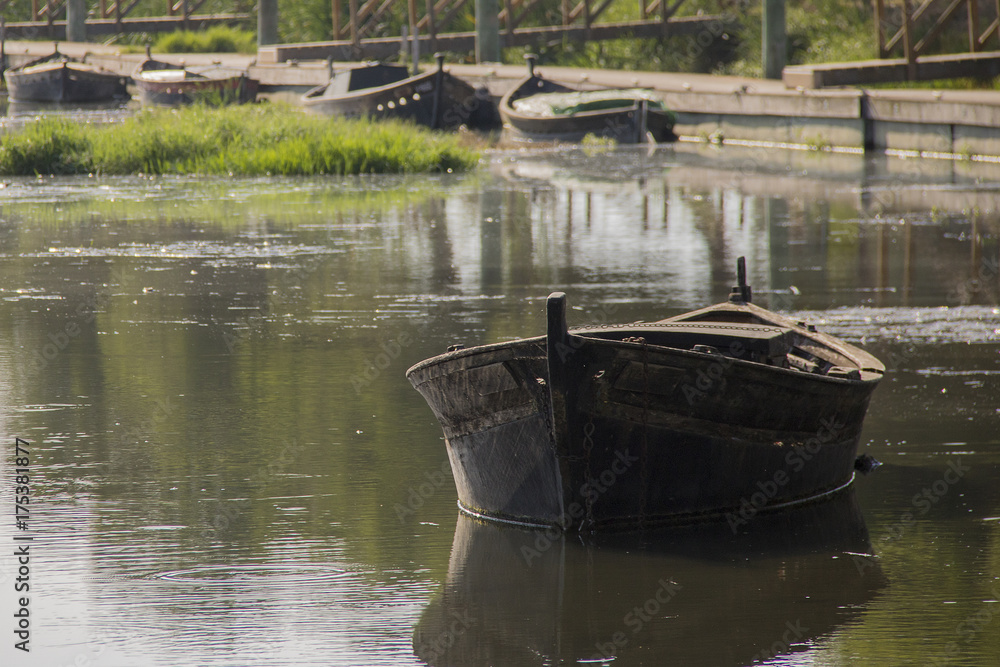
<box><xmin>301</xmin><ymin>58</ymin><xmax>500</xmax><ymax>131</ymax></box>
<box><xmin>407</xmin><ymin>261</ymin><xmax>884</xmax><ymax>531</ymax></box>
<box><xmin>501</xmin><ymin>75</ymin><xmax>675</xmax><ymax>143</ymax></box>
<box><xmin>4</xmin><ymin>59</ymin><xmax>128</xmax><ymax>103</ymax></box>
<box><xmin>498</xmin><ymin>57</ymin><xmax>676</xmax><ymax>143</ymax></box>
<box><xmin>132</xmin><ymin>57</ymin><xmax>258</xmax><ymax>106</ymax></box>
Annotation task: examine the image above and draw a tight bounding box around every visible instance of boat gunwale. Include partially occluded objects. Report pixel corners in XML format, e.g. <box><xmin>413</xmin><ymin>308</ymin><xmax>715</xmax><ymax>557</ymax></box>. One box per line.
<box><xmin>301</xmin><ymin>66</ymin><xmax>447</xmax><ymax>106</ymax></box>
<box><xmin>405</xmin><ymin>316</ymin><xmax>883</xmax><ymax>388</ymax></box>
<box><xmin>499</xmin><ymin>74</ymin><xmax>651</xmax><ymax>123</ymax></box>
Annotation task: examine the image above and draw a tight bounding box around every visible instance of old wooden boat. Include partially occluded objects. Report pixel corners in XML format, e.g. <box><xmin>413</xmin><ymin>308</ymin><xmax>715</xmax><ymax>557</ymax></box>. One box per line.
<box><xmin>499</xmin><ymin>55</ymin><xmax>676</xmax><ymax>143</ymax></box>
<box><xmin>406</xmin><ymin>258</ymin><xmax>885</xmax><ymax>531</ymax></box>
<box><xmin>3</xmin><ymin>47</ymin><xmax>128</xmax><ymax>103</ymax></box>
<box><xmin>301</xmin><ymin>54</ymin><xmax>500</xmax><ymax>131</ymax></box>
<box><xmin>132</xmin><ymin>50</ymin><xmax>258</xmax><ymax>106</ymax></box>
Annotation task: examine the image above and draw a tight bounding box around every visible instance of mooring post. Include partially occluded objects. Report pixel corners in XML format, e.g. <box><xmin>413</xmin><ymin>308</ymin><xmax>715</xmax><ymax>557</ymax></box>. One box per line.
<box><xmin>66</xmin><ymin>0</ymin><xmax>86</xmax><ymax>42</ymax></box>
<box><xmin>475</xmin><ymin>0</ymin><xmax>501</xmax><ymax>63</ymax></box>
<box><xmin>258</xmin><ymin>0</ymin><xmax>279</xmax><ymax>47</ymax></box>
<box><xmin>762</xmin><ymin>0</ymin><xmax>786</xmax><ymax>79</ymax></box>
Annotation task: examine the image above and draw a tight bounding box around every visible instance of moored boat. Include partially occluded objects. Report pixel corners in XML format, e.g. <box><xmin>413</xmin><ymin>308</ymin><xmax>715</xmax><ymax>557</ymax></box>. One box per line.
<box><xmin>132</xmin><ymin>49</ymin><xmax>258</xmax><ymax>106</ymax></box>
<box><xmin>301</xmin><ymin>54</ymin><xmax>500</xmax><ymax>131</ymax></box>
<box><xmin>406</xmin><ymin>258</ymin><xmax>885</xmax><ymax>531</ymax></box>
<box><xmin>499</xmin><ymin>55</ymin><xmax>676</xmax><ymax>143</ymax></box>
<box><xmin>3</xmin><ymin>47</ymin><xmax>129</xmax><ymax>103</ymax></box>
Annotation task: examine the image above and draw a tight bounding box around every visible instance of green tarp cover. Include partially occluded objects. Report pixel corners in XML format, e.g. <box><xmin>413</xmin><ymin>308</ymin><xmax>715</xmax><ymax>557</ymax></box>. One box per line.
<box><xmin>512</xmin><ymin>88</ymin><xmax>667</xmax><ymax>117</ymax></box>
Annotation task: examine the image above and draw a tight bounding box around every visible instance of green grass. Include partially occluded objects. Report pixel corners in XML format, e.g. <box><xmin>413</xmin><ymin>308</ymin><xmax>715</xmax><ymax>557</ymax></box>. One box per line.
<box><xmin>153</xmin><ymin>26</ymin><xmax>257</xmax><ymax>54</ymax></box>
<box><xmin>0</xmin><ymin>104</ymin><xmax>480</xmax><ymax>176</ymax></box>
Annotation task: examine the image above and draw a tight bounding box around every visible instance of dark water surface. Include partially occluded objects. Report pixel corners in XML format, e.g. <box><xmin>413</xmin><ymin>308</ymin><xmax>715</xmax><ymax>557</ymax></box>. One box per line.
<box><xmin>1</xmin><ymin>145</ymin><xmax>998</xmax><ymax>666</ymax></box>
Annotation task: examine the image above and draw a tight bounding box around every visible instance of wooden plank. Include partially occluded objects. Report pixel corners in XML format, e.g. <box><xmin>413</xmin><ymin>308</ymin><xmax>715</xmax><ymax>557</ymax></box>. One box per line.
<box><xmin>914</xmin><ymin>0</ymin><xmax>966</xmax><ymax>55</ymax></box>
<box><xmin>438</xmin><ymin>0</ymin><xmax>472</xmax><ymax>32</ymax></box>
<box><xmin>511</xmin><ymin>0</ymin><xmax>546</xmax><ymax>31</ymax></box>
<box><xmin>267</xmin><ymin>15</ymin><xmax>729</xmax><ymax>62</ymax></box>
<box><xmin>981</xmin><ymin>17</ymin><xmax>1000</xmax><ymax>45</ymax></box>
<box><xmin>784</xmin><ymin>50</ymin><xmax>1000</xmax><ymax>88</ymax></box>
<box><xmin>885</xmin><ymin>0</ymin><xmax>936</xmax><ymax>52</ymax></box>
<box><xmin>0</xmin><ymin>14</ymin><xmax>250</xmax><ymax>37</ymax></box>
<box><xmin>358</xmin><ymin>0</ymin><xmax>397</xmax><ymax>37</ymax></box>
<box><xmin>874</xmin><ymin>0</ymin><xmax>886</xmax><ymax>57</ymax></box>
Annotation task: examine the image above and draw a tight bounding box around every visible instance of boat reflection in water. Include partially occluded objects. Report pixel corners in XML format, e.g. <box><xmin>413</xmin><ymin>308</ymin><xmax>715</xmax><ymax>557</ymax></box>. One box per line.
<box><xmin>413</xmin><ymin>489</ymin><xmax>885</xmax><ymax>666</ymax></box>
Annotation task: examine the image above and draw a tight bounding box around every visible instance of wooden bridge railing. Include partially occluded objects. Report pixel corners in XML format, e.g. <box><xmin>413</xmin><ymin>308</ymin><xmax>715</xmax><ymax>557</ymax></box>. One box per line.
<box><xmin>331</xmin><ymin>0</ymin><xmax>690</xmax><ymax>46</ymax></box>
<box><xmin>0</xmin><ymin>1</ymin><xmax>246</xmax><ymax>38</ymax></box>
<box><xmin>7</xmin><ymin>0</ymin><xmax>207</xmax><ymax>21</ymax></box>
<box><xmin>875</xmin><ymin>0</ymin><xmax>1000</xmax><ymax>65</ymax></box>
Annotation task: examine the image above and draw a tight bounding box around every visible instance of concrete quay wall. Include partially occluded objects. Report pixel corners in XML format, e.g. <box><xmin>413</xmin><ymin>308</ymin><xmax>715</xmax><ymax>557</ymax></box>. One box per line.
<box><xmin>6</xmin><ymin>41</ymin><xmax>1000</xmax><ymax>160</ymax></box>
<box><xmin>487</xmin><ymin>63</ymin><xmax>1000</xmax><ymax>159</ymax></box>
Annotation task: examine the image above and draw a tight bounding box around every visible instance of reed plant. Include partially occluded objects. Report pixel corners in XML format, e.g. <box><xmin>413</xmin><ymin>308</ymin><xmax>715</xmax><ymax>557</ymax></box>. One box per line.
<box><xmin>0</xmin><ymin>104</ymin><xmax>479</xmax><ymax>176</ymax></box>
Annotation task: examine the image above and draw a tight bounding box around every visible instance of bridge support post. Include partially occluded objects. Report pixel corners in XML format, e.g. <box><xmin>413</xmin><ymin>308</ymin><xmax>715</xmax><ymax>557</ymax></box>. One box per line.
<box><xmin>762</xmin><ymin>0</ymin><xmax>786</xmax><ymax>79</ymax></box>
<box><xmin>67</xmin><ymin>0</ymin><xmax>87</xmax><ymax>42</ymax></box>
<box><xmin>475</xmin><ymin>0</ymin><xmax>501</xmax><ymax>63</ymax></box>
<box><xmin>258</xmin><ymin>0</ymin><xmax>279</xmax><ymax>47</ymax></box>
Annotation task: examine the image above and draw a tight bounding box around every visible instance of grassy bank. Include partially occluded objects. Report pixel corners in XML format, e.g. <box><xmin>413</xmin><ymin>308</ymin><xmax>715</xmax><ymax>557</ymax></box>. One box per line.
<box><xmin>0</xmin><ymin>104</ymin><xmax>479</xmax><ymax>176</ymax></box>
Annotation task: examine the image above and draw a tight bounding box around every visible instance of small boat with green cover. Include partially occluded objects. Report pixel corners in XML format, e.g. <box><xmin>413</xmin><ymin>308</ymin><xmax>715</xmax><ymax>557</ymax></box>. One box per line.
<box><xmin>499</xmin><ymin>55</ymin><xmax>676</xmax><ymax>143</ymax></box>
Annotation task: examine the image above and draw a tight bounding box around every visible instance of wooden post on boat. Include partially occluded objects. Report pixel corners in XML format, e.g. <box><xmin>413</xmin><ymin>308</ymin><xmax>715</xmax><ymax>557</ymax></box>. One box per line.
<box><xmin>729</xmin><ymin>256</ymin><xmax>753</xmax><ymax>303</ymax></box>
<box><xmin>258</xmin><ymin>0</ymin><xmax>278</xmax><ymax>46</ymax></box>
<box><xmin>546</xmin><ymin>292</ymin><xmax>574</xmax><ymax>524</ymax></box>
<box><xmin>475</xmin><ymin>0</ymin><xmax>501</xmax><ymax>62</ymax></box>
<box><xmin>66</xmin><ymin>0</ymin><xmax>86</xmax><ymax>42</ymax></box>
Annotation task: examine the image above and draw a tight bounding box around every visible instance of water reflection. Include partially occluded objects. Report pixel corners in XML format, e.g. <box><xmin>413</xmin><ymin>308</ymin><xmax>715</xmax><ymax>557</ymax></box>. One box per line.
<box><xmin>0</xmin><ymin>145</ymin><xmax>997</xmax><ymax>666</ymax></box>
<box><xmin>415</xmin><ymin>491</ymin><xmax>885</xmax><ymax>666</ymax></box>
<box><xmin>1</xmin><ymin>97</ymin><xmax>134</xmax><ymax>129</ymax></box>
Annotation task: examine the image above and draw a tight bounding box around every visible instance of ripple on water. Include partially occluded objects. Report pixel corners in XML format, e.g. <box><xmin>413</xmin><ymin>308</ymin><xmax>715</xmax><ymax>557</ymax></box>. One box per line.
<box><xmin>794</xmin><ymin>306</ymin><xmax>1000</xmax><ymax>344</ymax></box>
<box><xmin>151</xmin><ymin>563</ymin><xmax>353</xmax><ymax>587</ymax></box>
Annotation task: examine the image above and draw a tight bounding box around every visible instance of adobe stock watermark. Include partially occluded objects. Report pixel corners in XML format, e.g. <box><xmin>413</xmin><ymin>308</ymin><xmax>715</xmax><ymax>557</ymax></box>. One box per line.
<box><xmin>684</xmin><ymin>18</ymin><xmax>729</xmax><ymax>63</ymax></box>
<box><xmin>748</xmin><ymin>619</ymin><xmax>810</xmax><ymax>663</ymax></box>
<box><xmin>394</xmin><ymin>459</ymin><xmax>452</xmax><ymax>523</ymax></box>
<box><xmin>726</xmin><ymin>416</ymin><xmax>846</xmax><ymax>533</ymax></box>
<box><xmin>221</xmin><ymin>259</ymin><xmax>323</xmax><ymax>352</ymax></box>
<box><xmin>414</xmin><ymin>609</ymin><xmax>476</xmax><ymax>664</ymax></box>
<box><xmin>439</xmin><ymin>87</ymin><xmax>493</xmax><ymax>130</ymax></box>
<box><xmin>112</xmin><ymin>396</ymin><xmax>178</xmax><ymax>448</ymax></box>
<box><xmin>521</xmin><ymin>432</ymin><xmax>640</xmax><ymax>565</ymax></box>
<box><xmin>351</xmin><ymin>330</ymin><xmax>415</xmax><ymax>395</ymax></box>
<box><xmin>200</xmin><ymin>437</ymin><xmax>306</xmax><ymax>540</ymax></box>
<box><xmin>589</xmin><ymin>577</ymin><xmax>683</xmax><ymax>661</ymax></box>
<box><xmin>922</xmin><ymin>581</ymin><xmax>1000</xmax><ymax>667</ymax></box>
<box><xmin>853</xmin><ymin>458</ymin><xmax>970</xmax><ymax>576</ymax></box>
<box><xmin>25</xmin><ymin>289</ymin><xmax>114</xmax><ymax>375</ymax></box>
<box><xmin>948</xmin><ymin>255</ymin><xmax>999</xmax><ymax>305</ymax></box>
<box><xmin>550</xmin><ymin>300</ymin><xmax>624</xmax><ymax>363</ymax></box>
<box><xmin>23</xmin><ymin>263</ymin><xmax>131</xmax><ymax>376</ymax></box>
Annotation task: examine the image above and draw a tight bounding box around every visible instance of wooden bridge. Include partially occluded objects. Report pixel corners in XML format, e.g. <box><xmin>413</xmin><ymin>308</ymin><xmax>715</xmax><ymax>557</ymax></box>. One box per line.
<box><xmin>786</xmin><ymin>0</ymin><xmax>1000</xmax><ymax>87</ymax></box>
<box><xmin>0</xmin><ymin>0</ymin><xmax>727</xmax><ymax>59</ymax></box>
<box><xmin>0</xmin><ymin>1</ymin><xmax>249</xmax><ymax>38</ymax></box>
